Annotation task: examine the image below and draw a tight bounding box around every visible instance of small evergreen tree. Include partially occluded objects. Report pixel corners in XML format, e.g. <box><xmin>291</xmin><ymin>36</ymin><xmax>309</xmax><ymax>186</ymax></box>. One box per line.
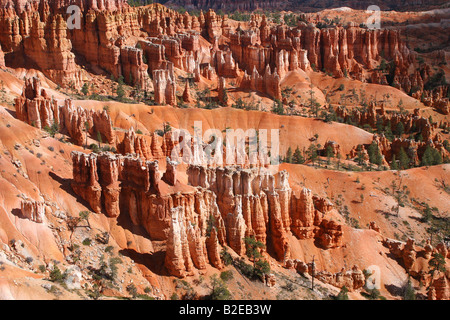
<box><xmin>325</xmin><ymin>145</ymin><xmax>334</xmax><ymax>164</ymax></box>
<box><xmin>79</xmin><ymin>211</ymin><xmax>91</xmax><ymax>228</ymax></box>
<box><xmin>403</xmin><ymin>277</ymin><xmax>416</xmax><ymax>300</ymax></box>
<box><xmin>431</xmin><ymin>148</ymin><xmax>443</xmax><ymax>165</ymax></box>
<box><xmin>398</xmin><ymin>148</ymin><xmax>410</xmax><ymax>170</ymax></box>
<box><xmin>368</xmin><ymin>142</ymin><xmax>382</xmax><ymax>167</ymax></box>
<box><xmin>293</xmin><ymin>146</ymin><xmax>305</xmax><ymax>164</ymax></box>
<box><xmin>116</xmin><ymin>82</ymin><xmax>125</xmax><ymax>100</ymax></box>
<box><xmin>96</xmin><ymin>131</ymin><xmax>102</xmax><ymax>147</ymax></box>
<box><xmin>271</xmin><ymin>99</ymin><xmax>284</xmax><ymax>115</ymax></box>
<box><xmin>285</xmin><ymin>147</ymin><xmax>293</xmax><ymax>163</ymax></box>
<box><xmin>395</xmin><ymin>122</ymin><xmax>405</xmax><ymax>137</ymax></box>
<box><xmin>84</xmin><ymin>121</ymin><xmax>90</xmax><ymax>149</ymax></box>
<box><xmin>384</xmin><ymin>125</ymin><xmax>394</xmax><ymax>141</ymax></box>
<box><xmin>336</xmin><ymin>286</ymin><xmax>349</xmax><ymax>300</ymax></box>
<box><xmin>428</xmin><ymin>253</ymin><xmax>446</xmax><ymax>277</ymax></box>
<box><xmin>244</xmin><ymin>237</ymin><xmax>270</xmax><ymax>281</ymax></box>
<box><xmin>421</xmin><ymin>146</ymin><xmax>433</xmax><ymax>167</ymax></box>
<box><xmin>81</xmin><ymin>83</ymin><xmax>89</xmax><ymax>96</ymax></box>
<box><xmin>307</xmin><ymin>144</ymin><xmax>318</xmax><ymax>166</ymax></box>
<box><xmin>390</xmin><ymin>154</ymin><xmax>398</xmax><ymax>170</ymax></box>
<box><xmin>356</xmin><ymin>146</ymin><xmax>366</xmax><ymax>166</ymax></box>
<box><xmin>209</xmin><ymin>274</ymin><xmax>231</xmax><ymax>300</ymax></box>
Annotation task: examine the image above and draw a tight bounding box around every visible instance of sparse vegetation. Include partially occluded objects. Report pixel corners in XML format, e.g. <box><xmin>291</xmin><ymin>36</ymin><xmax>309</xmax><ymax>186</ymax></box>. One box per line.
<box><xmin>207</xmin><ymin>274</ymin><xmax>232</xmax><ymax>300</ymax></box>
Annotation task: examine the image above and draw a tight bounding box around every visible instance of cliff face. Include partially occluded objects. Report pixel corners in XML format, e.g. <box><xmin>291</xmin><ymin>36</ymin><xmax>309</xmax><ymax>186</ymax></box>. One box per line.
<box><xmin>153</xmin><ymin>62</ymin><xmax>177</xmax><ymax>106</ymax></box>
<box><xmin>165</xmin><ymin>0</ymin><xmax>448</xmax><ymax>12</ymax></box>
<box><xmin>20</xmin><ymin>199</ymin><xmax>45</xmax><ymax>223</ymax></box>
<box><xmin>228</xmin><ymin>16</ymin><xmax>415</xmax><ymax>93</ymax></box>
<box><xmin>71</xmin><ymin>151</ymin><xmax>344</xmax><ymax>277</ymax></box>
<box><xmin>187</xmin><ymin>165</ymin><xmax>343</xmax><ymax>258</ymax></box>
<box><xmin>0</xmin><ymin>1</ymin><xmax>429</xmax><ymax>101</ymax></box>
<box><xmin>14</xmin><ymin>77</ymin><xmax>59</xmax><ymax>129</ymax></box>
<box><xmin>14</xmin><ymin>77</ymin><xmax>115</xmax><ymax>145</ymax></box>
<box><xmin>383</xmin><ymin>238</ymin><xmax>450</xmax><ymax>300</ymax></box>
<box><xmin>337</xmin><ymin>104</ymin><xmax>450</xmax><ymax>165</ymax></box>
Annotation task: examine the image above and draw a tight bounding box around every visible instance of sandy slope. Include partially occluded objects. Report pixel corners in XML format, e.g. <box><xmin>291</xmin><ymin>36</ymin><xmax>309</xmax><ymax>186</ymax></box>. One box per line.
<box><xmin>73</xmin><ymin>99</ymin><xmax>374</xmax><ymax>156</ymax></box>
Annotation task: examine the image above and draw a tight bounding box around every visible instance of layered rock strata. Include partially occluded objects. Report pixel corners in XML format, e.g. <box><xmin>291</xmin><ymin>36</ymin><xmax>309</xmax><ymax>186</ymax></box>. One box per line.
<box><xmin>72</xmin><ymin>152</ymin><xmax>344</xmax><ymax>277</ymax></box>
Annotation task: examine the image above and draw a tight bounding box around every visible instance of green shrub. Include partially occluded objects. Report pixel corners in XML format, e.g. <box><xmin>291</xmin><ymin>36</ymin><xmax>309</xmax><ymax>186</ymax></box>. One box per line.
<box><xmin>220</xmin><ymin>247</ymin><xmax>233</xmax><ymax>266</ymax></box>
<box><xmin>49</xmin><ymin>265</ymin><xmax>66</xmax><ymax>283</ymax></box>
<box><xmin>208</xmin><ymin>274</ymin><xmax>232</xmax><ymax>300</ymax></box>
<box><xmin>220</xmin><ymin>270</ymin><xmax>233</xmax><ymax>282</ymax></box>
<box><xmin>336</xmin><ymin>286</ymin><xmax>349</xmax><ymax>300</ymax></box>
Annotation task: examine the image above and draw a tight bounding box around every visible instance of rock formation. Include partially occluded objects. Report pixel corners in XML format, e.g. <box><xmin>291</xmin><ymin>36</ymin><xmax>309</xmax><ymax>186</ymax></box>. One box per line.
<box><xmin>71</xmin><ymin>152</ymin><xmax>344</xmax><ymax>277</ymax></box>
<box><xmin>120</xmin><ymin>46</ymin><xmax>151</xmax><ymax>90</ymax></box>
<box><xmin>153</xmin><ymin>63</ymin><xmax>177</xmax><ymax>106</ymax></box>
<box><xmin>337</xmin><ymin>105</ymin><xmax>450</xmax><ymax>165</ymax></box>
<box><xmin>60</xmin><ymin>99</ymin><xmax>115</xmax><ymax>146</ymax></box>
<box><xmin>187</xmin><ymin>165</ymin><xmax>344</xmax><ymax>260</ymax></box>
<box><xmin>15</xmin><ymin>77</ymin><xmax>59</xmax><ymax>130</ymax></box>
<box><xmin>1</xmin><ymin>1</ymin><xmax>425</xmax><ymax>101</ymax></box>
<box><xmin>240</xmin><ymin>65</ymin><xmax>282</xmax><ymax>100</ymax></box>
<box><xmin>315</xmin><ymin>265</ymin><xmax>366</xmax><ymax>291</ymax></box>
<box><xmin>162</xmin><ymin>157</ymin><xmax>178</xmax><ymax>186</ymax></box>
<box><xmin>383</xmin><ymin>238</ymin><xmax>450</xmax><ymax>288</ymax></box>
<box><xmin>428</xmin><ymin>275</ymin><xmax>450</xmax><ymax>300</ymax></box>
<box><xmin>20</xmin><ymin>200</ymin><xmax>45</xmax><ymax>223</ymax></box>
<box><xmin>15</xmin><ymin>78</ymin><xmax>115</xmax><ymax>146</ymax></box>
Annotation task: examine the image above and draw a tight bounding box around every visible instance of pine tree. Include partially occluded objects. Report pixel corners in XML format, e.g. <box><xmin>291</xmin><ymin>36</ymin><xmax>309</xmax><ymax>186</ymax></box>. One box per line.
<box><xmin>390</xmin><ymin>155</ymin><xmax>398</xmax><ymax>170</ymax></box>
<box><xmin>116</xmin><ymin>82</ymin><xmax>125</xmax><ymax>100</ymax></box>
<box><xmin>271</xmin><ymin>99</ymin><xmax>284</xmax><ymax>115</ymax></box>
<box><xmin>376</xmin><ymin>116</ymin><xmax>384</xmax><ymax>133</ymax></box>
<box><xmin>81</xmin><ymin>83</ymin><xmax>89</xmax><ymax>96</ymax></box>
<box><xmin>84</xmin><ymin>121</ymin><xmax>90</xmax><ymax>149</ymax></box>
<box><xmin>96</xmin><ymin>131</ymin><xmax>102</xmax><ymax>148</ymax></box>
<box><xmin>307</xmin><ymin>144</ymin><xmax>318</xmax><ymax>166</ymax></box>
<box><xmin>326</xmin><ymin>145</ymin><xmax>334</xmax><ymax>164</ymax></box>
<box><xmin>336</xmin><ymin>286</ymin><xmax>349</xmax><ymax>300</ymax></box>
<box><xmin>221</xmin><ymin>88</ymin><xmax>229</xmax><ymax>106</ymax></box>
<box><xmin>395</xmin><ymin>122</ymin><xmax>405</xmax><ymax>137</ymax></box>
<box><xmin>421</xmin><ymin>146</ymin><xmax>433</xmax><ymax>167</ymax></box>
<box><xmin>385</xmin><ymin>125</ymin><xmax>394</xmax><ymax>141</ymax></box>
<box><xmin>431</xmin><ymin>148</ymin><xmax>443</xmax><ymax>165</ymax></box>
<box><xmin>244</xmin><ymin>237</ymin><xmax>270</xmax><ymax>280</ymax></box>
<box><xmin>398</xmin><ymin>148</ymin><xmax>410</xmax><ymax>170</ymax></box>
<box><xmin>285</xmin><ymin>147</ymin><xmax>293</xmax><ymax>163</ymax></box>
<box><xmin>403</xmin><ymin>277</ymin><xmax>416</xmax><ymax>300</ymax></box>
<box><xmin>129</xmin><ymin>73</ymin><xmax>134</xmax><ymax>86</ymax></box>
<box><xmin>428</xmin><ymin>253</ymin><xmax>446</xmax><ymax>278</ymax></box>
<box><xmin>293</xmin><ymin>147</ymin><xmax>305</xmax><ymax>164</ymax></box>
<box><xmin>356</xmin><ymin>145</ymin><xmax>366</xmax><ymax>166</ymax></box>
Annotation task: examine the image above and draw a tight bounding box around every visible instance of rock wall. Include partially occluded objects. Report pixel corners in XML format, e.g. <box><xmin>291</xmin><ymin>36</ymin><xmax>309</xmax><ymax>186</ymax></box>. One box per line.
<box><xmin>337</xmin><ymin>105</ymin><xmax>450</xmax><ymax>165</ymax></box>
<box><xmin>187</xmin><ymin>165</ymin><xmax>343</xmax><ymax>260</ymax></box>
<box><xmin>20</xmin><ymin>199</ymin><xmax>45</xmax><ymax>223</ymax></box>
<box><xmin>15</xmin><ymin>77</ymin><xmax>115</xmax><ymax>146</ymax></box>
<box><xmin>0</xmin><ymin>1</ymin><xmax>426</xmax><ymax>99</ymax></box>
<box><xmin>153</xmin><ymin>62</ymin><xmax>177</xmax><ymax>106</ymax></box>
<box><xmin>14</xmin><ymin>77</ymin><xmax>59</xmax><ymax>129</ymax></box>
<box><xmin>60</xmin><ymin>99</ymin><xmax>115</xmax><ymax>146</ymax></box>
<box><xmin>383</xmin><ymin>237</ymin><xmax>450</xmax><ymax>297</ymax></box>
<box><xmin>120</xmin><ymin>46</ymin><xmax>151</xmax><ymax>90</ymax></box>
<box><xmin>71</xmin><ymin>152</ymin><xmax>344</xmax><ymax>277</ymax></box>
